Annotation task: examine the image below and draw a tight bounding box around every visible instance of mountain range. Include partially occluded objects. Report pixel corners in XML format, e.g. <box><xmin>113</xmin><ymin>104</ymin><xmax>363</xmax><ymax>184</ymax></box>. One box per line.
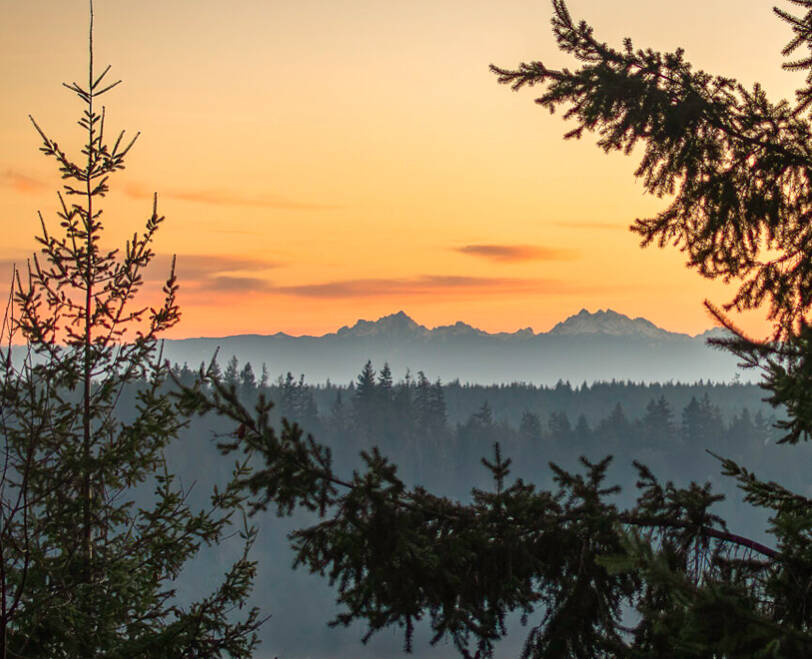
<box><xmin>162</xmin><ymin>309</ymin><xmax>747</xmax><ymax>385</ymax></box>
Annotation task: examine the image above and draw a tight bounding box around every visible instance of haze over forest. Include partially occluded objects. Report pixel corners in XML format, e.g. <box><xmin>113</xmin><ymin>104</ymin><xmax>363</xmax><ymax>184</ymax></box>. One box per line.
<box><xmin>4</xmin><ymin>0</ymin><xmax>811</xmax><ymax>656</ymax></box>
<box><xmin>165</xmin><ymin>360</ymin><xmax>795</xmax><ymax>657</ymax></box>
<box><xmin>153</xmin><ymin>306</ymin><xmax>765</xmax><ymax>657</ymax></box>
<box><xmin>162</xmin><ymin>308</ymin><xmax>745</xmax><ymax>386</ymax></box>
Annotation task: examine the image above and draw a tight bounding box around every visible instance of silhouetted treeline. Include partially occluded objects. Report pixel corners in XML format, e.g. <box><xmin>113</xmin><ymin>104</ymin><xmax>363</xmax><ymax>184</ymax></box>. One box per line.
<box><xmin>167</xmin><ymin>358</ymin><xmax>789</xmax><ymax>496</ymax></box>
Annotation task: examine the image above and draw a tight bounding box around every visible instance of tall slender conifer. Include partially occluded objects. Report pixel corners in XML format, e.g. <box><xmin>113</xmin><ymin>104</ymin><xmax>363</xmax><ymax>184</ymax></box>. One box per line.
<box><xmin>0</xmin><ymin>2</ymin><xmax>262</xmax><ymax>655</ymax></box>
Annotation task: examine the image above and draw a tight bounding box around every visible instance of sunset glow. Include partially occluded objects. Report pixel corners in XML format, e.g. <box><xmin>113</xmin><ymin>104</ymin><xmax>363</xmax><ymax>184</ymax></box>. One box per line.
<box><xmin>1</xmin><ymin>0</ymin><xmax>795</xmax><ymax>338</ymax></box>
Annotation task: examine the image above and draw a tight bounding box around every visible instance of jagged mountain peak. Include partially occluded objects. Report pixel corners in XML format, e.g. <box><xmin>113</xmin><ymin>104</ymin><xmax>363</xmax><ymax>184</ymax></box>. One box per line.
<box><xmin>548</xmin><ymin>308</ymin><xmax>677</xmax><ymax>338</ymax></box>
<box><xmin>335</xmin><ymin>312</ymin><xmax>536</xmax><ymax>340</ymax></box>
<box><xmin>327</xmin><ymin>308</ymin><xmax>697</xmax><ymax>340</ymax></box>
<box><xmin>694</xmin><ymin>326</ymin><xmax>735</xmax><ymax>340</ymax></box>
<box><xmin>163</xmin><ymin>308</ymin><xmax>742</xmax><ymax>384</ymax></box>
<box><xmin>432</xmin><ymin>321</ymin><xmax>484</xmax><ymax>338</ymax></box>
<box><xmin>336</xmin><ymin>311</ymin><xmax>428</xmax><ymax>338</ymax></box>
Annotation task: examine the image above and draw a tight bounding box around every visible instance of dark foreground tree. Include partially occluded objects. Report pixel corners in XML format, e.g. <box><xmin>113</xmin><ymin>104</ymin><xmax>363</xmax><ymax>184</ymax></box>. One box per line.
<box><xmin>0</xmin><ymin>2</ymin><xmax>262</xmax><ymax>656</ymax></box>
<box><xmin>181</xmin><ymin>1</ymin><xmax>812</xmax><ymax>657</ymax></box>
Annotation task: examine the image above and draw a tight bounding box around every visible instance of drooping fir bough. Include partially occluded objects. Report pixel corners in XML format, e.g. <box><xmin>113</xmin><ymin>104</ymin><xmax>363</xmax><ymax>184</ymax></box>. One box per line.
<box><xmin>181</xmin><ymin>1</ymin><xmax>812</xmax><ymax>657</ymax></box>
<box><xmin>0</xmin><ymin>2</ymin><xmax>262</xmax><ymax>656</ymax></box>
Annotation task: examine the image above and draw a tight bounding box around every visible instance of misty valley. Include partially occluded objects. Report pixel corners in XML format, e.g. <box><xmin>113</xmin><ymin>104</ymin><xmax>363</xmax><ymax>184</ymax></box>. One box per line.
<box><xmin>157</xmin><ymin>351</ymin><xmax>797</xmax><ymax>658</ymax></box>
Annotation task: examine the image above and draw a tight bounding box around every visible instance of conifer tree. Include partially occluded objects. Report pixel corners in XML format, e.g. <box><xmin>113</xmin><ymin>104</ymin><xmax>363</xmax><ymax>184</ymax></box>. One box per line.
<box><xmin>681</xmin><ymin>394</ymin><xmax>724</xmax><ymax>447</ymax></box>
<box><xmin>641</xmin><ymin>396</ymin><xmax>675</xmax><ymax>445</ymax></box>
<box><xmin>240</xmin><ymin>362</ymin><xmax>256</xmax><ymax>393</ymax></box>
<box><xmin>573</xmin><ymin>413</ymin><xmax>592</xmax><ymax>443</ymax></box>
<box><xmin>474</xmin><ymin>401</ymin><xmax>493</xmax><ymax>427</ymax></box>
<box><xmin>519</xmin><ymin>411</ymin><xmax>542</xmax><ymax>441</ymax></box>
<box><xmin>378</xmin><ymin>362</ymin><xmax>394</xmax><ymax>395</ymax></box>
<box><xmin>376</xmin><ymin>363</ymin><xmax>395</xmax><ymax>432</ymax></box>
<box><xmin>355</xmin><ymin>360</ymin><xmax>377</xmax><ymax>405</ymax></box>
<box><xmin>0</xmin><ymin>3</ymin><xmax>262</xmax><ymax>655</ymax></box>
<box><xmin>412</xmin><ymin>370</ymin><xmax>432</xmax><ymax>433</ymax></box>
<box><xmin>547</xmin><ymin>409</ymin><xmax>573</xmax><ymax>442</ymax></box>
<box><xmin>352</xmin><ymin>360</ymin><xmax>378</xmax><ymax>440</ymax></box>
<box><xmin>278</xmin><ymin>372</ymin><xmax>298</xmax><ymax>418</ymax></box>
<box><xmin>224</xmin><ymin>356</ymin><xmax>241</xmax><ymax>388</ymax></box>
<box><xmin>180</xmin><ymin>0</ymin><xmax>812</xmax><ymax>656</ymax></box>
<box><xmin>329</xmin><ymin>390</ymin><xmax>348</xmax><ymax>435</ymax></box>
<box><xmin>428</xmin><ymin>380</ymin><xmax>448</xmax><ymax>432</ymax></box>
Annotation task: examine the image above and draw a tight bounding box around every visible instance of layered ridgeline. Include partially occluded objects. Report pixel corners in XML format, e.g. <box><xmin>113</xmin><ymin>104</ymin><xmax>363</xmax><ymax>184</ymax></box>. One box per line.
<box><xmin>163</xmin><ymin>309</ymin><xmax>742</xmax><ymax>384</ymax></box>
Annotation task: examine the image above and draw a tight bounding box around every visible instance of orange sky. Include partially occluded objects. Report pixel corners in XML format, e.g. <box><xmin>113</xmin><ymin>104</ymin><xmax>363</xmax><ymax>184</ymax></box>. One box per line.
<box><xmin>0</xmin><ymin>0</ymin><xmax>798</xmax><ymax>338</ymax></box>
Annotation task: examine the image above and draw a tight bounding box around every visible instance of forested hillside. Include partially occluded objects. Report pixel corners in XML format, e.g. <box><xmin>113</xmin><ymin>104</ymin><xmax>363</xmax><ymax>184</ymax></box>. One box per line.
<box><xmin>163</xmin><ymin>358</ymin><xmax>801</xmax><ymax>657</ymax></box>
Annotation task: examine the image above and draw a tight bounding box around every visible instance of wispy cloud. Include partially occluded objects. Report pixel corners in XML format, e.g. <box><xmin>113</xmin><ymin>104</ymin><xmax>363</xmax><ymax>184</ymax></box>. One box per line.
<box><xmin>455</xmin><ymin>244</ymin><xmax>578</xmax><ymax>262</ymax></box>
<box><xmin>208</xmin><ymin>276</ymin><xmax>275</xmax><ymax>293</ymax></box>
<box><xmin>1</xmin><ymin>170</ymin><xmax>337</xmax><ymax>211</ymax></box>
<box><xmin>0</xmin><ymin>253</ymin><xmax>279</xmax><ymax>293</ymax></box>
<box><xmin>0</xmin><ymin>170</ymin><xmax>48</xmax><ymax>194</ymax></box>
<box><xmin>150</xmin><ymin>254</ymin><xmax>280</xmax><ymax>281</ymax></box>
<box><xmin>0</xmin><ymin>254</ymin><xmax>280</xmax><ymax>300</ymax></box>
<box><xmin>125</xmin><ymin>183</ymin><xmax>337</xmax><ymax>210</ymax></box>
<box><xmin>272</xmin><ymin>275</ymin><xmax>597</xmax><ymax>299</ymax></box>
<box><xmin>0</xmin><ymin>254</ymin><xmax>279</xmax><ymax>280</ymax></box>
<box><xmin>0</xmin><ymin>255</ymin><xmax>626</xmax><ymax>306</ymax></box>
<box><xmin>145</xmin><ymin>254</ymin><xmax>280</xmax><ymax>298</ymax></box>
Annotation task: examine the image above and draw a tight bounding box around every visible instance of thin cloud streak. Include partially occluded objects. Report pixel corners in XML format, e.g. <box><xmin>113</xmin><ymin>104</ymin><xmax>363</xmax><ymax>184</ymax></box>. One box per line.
<box><xmin>0</xmin><ymin>255</ymin><xmax>280</xmax><ymax>284</ymax></box>
<box><xmin>273</xmin><ymin>275</ymin><xmax>602</xmax><ymax>299</ymax></box>
<box><xmin>208</xmin><ymin>276</ymin><xmax>274</xmax><ymax>293</ymax></box>
<box><xmin>1</xmin><ymin>171</ymin><xmax>336</xmax><ymax>210</ymax></box>
<box><xmin>0</xmin><ymin>254</ymin><xmax>281</xmax><ymax>300</ymax></box>
<box><xmin>1</xmin><ymin>170</ymin><xmax>48</xmax><ymax>193</ymax></box>
<box><xmin>125</xmin><ymin>183</ymin><xmax>338</xmax><ymax>210</ymax></box>
<box><xmin>456</xmin><ymin>244</ymin><xmax>578</xmax><ymax>262</ymax></box>
<box><xmin>150</xmin><ymin>254</ymin><xmax>281</xmax><ymax>282</ymax></box>
<box><xmin>145</xmin><ymin>254</ymin><xmax>280</xmax><ymax>298</ymax></box>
